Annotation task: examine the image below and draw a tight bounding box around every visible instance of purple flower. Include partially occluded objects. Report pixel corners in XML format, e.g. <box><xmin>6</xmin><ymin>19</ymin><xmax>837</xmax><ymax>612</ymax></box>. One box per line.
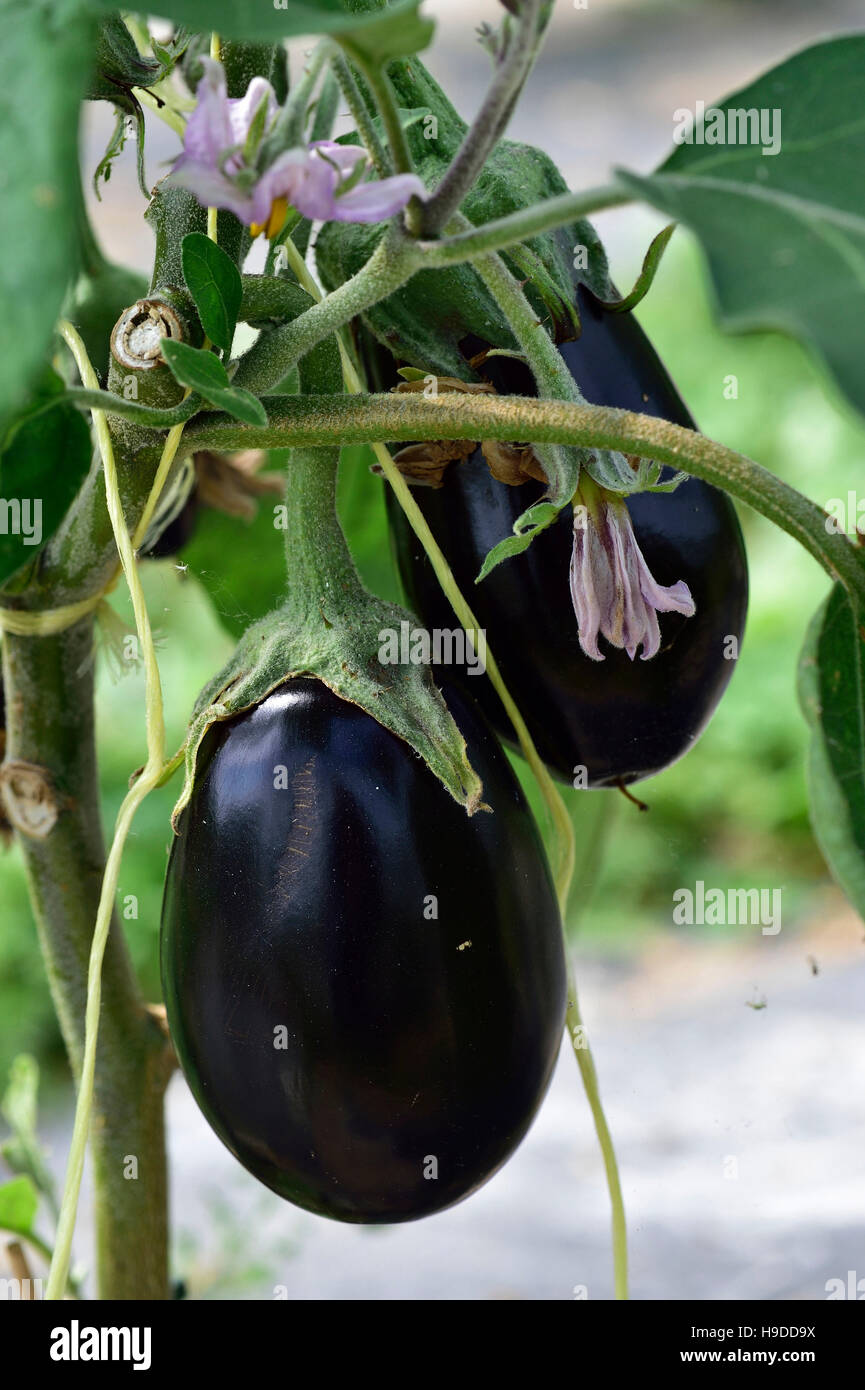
<box><xmin>169</xmin><ymin>60</ymin><xmax>425</xmax><ymax>233</ymax></box>
<box><xmin>570</xmin><ymin>484</ymin><xmax>695</xmax><ymax>661</ymax></box>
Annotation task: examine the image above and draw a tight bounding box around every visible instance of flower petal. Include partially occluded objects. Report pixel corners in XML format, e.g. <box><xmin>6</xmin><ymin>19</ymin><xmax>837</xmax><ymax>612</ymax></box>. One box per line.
<box><xmin>182</xmin><ymin>58</ymin><xmax>233</xmax><ymax>169</ymax></box>
<box><xmin>331</xmin><ymin>172</ymin><xmax>427</xmax><ymax>222</ymax></box>
<box><xmin>227</xmin><ymin>76</ymin><xmax>278</xmax><ymax>149</ymax></box>
<box><xmin>169</xmin><ymin>161</ymin><xmax>258</xmax><ymax>224</ymax></box>
<box><xmin>569</xmin><ymin>487</ymin><xmax>696</xmax><ymax>661</ymax></box>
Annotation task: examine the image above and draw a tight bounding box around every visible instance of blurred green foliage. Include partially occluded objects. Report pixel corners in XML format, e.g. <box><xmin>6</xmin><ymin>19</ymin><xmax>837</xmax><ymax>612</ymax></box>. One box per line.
<box><xmin>1</xmin><ymin>231</ymin><xmax>862</xmax><ymax>1079</ymax></box>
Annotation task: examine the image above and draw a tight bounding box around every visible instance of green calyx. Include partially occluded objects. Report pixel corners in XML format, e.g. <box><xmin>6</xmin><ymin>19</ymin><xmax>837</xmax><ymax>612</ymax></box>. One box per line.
<box><xmin>316</xmin><ymin>52</ymin><xmax>612</xmax><ymax>375</ymax></box>
<box><xmin>173</xmin><ymin>337</ymin><xmax>485</xmax><ymax>827</ymax></box>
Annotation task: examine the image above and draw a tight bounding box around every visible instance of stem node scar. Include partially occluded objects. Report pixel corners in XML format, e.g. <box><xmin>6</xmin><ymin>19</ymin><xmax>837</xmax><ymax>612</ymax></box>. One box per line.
<box><xmin>110</xmin><ymin>300</ymin><xmax>184</xmax><ymax>371</ymax></box>
<box><xmin>0</xmin><ymin>760</ymin><xmax>61</xmax><ymax>839</ymax></box>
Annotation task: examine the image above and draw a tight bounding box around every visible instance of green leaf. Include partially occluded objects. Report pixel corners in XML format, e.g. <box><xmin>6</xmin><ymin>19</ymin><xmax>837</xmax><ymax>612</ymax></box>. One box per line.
<box><xmin>0</xmin><ymin>0</ymin><xmax>95</xmax><ymax>423</ymax></box>
<box><xmin>85</xmin><ymin>0</ymin><xmax>433</xmax><ymax>52</ymax></box>
<box><xmin>798</xmin><ymin>584</ymin><xmax>865</xmax><ymax>919</ymax></box>
<box><xmin>0</xmin><ymin>368</ymin><xmax>93</xmax><ymax>588</ymax></box>
<box><xmin>339</xmin><ymin>6</ymin><xmax>434</xmax><ymax>65</ymax></box>
<box><xmin>86</xmin><ymin>12</ymin><xmax>162</xmax><ymax>100</ymax></box>
<box><xmin>160</xmin><ymin>341</ymin><xmax>267</xmax><ymax>427</ymax></box>
<box><xmin>182</xmin><ymin>233</ymin><xmax>243</xmax><ymax>354</ymax></box>
<box><xmin>477</xmin><ymin>501</ymin><xmax>561</xmax><ymax>582</ymax></box>
<box><xmin>616</xmin><ymin>35</ymin><xmax>865</xmax><ymax>416</ymax></box>
<box><xmin>0</xmin><ymin>1175</ymin><xmax>38</xmax><ymax>1238</ymax></box>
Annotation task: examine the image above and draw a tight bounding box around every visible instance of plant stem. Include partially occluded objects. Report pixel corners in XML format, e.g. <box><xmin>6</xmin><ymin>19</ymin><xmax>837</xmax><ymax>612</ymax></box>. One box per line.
<box><xmin>278</xmin><ymin>236</ymin><xmax>575</xmax><ymax>898</ymax></box>
<box><xmin>230</xmin><ymin>228</ymin><xmax>419</xmax><ymax>393</ymax></box>
<box><xmin>421</xmin><ymin>185</ymin><xmax>632</xmax><ymax>264</ymax></box>
<box><xmin>1</xmin><ymin>624</ymin><xmax>172</xmax><ymax>1300</ymax></box>
<box><xmin>271</xmin><ymin>40</ymin><xmax>329</xmax><ymax>148</ymax></box>
<box><xmin>39</xmin><ymin>325</ymin><xmax>177</xmax><ymax>1302</ymax></box>
<box><xmin>419</xmin><ymin>0</ymin><xmax>546</xmax><ymax>235</ymax></box>
<box><xmin>342</xmin><ymin>45</ymin><xmax>422</xmax><ymax>234</ymax></box>
<box><xmin>329</xmin><ymin>50</ymin><xmax>392</xmax><ymax>175</ymax></box>
<box><xmin>181</xmin><ymin>393</ymin><xmax>865</xmax><ymax>611</ymax></box>
<box><xmin>567</xmin><ymin>973</ymin><xmax>629</xmax><ymax>1300</ymax></box>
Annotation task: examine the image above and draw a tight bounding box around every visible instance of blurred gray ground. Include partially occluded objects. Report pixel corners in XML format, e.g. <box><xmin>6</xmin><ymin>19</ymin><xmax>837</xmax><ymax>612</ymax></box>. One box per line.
<box><xmin>50</xmin><ymin>0</ymin><xmax>865</xmax><ymax>1300</ymax></box>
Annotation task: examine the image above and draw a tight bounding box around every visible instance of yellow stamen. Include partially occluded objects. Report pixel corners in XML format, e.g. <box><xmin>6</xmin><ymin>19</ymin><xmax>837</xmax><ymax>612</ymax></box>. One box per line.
<box><xmin>251</xmin><ymin>196</ymin><xmax>289</xmax><ymax>241</ymax></box>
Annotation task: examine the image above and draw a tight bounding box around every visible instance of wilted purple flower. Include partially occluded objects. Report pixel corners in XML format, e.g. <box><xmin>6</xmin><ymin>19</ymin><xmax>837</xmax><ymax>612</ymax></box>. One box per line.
<box><xmin>570</xmin><ymin>484</ymin><xmax>695</xmax><ymax>661</ymax></box>
<box><xmin>169</xmin><ymin>59</ymin><xmax>425</xmax><ymax>234</ymax></box>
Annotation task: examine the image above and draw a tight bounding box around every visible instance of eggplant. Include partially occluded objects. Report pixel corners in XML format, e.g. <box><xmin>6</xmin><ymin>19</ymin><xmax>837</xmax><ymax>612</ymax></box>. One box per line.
<box><xmin>161</xmin><ymin>678</ymin><xmax>566</xmax><ymax>1223</ymax></box>
<box><xmin>383</xmin><ymin>289</ymin><xmax>749</xmax><ymax>786</ymax></box>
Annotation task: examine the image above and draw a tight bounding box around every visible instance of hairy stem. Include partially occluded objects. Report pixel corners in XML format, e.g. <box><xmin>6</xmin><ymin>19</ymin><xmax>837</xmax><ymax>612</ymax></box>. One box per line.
<box><xmin>181</xmin><ymin>392</ymin><xmax>865</xmax><ymax>610</ymax></box>
<box><xmin>341</xmin><ymin>44</ymin><xmax>422</xmax><ymax>234</ymax></box>
<box><xmin>329</xmin><ymin>50</ymin><xmax>392</xmax><ymax>175</ymax></box>
<box><xmin>421</xmin><ymin>185</ymin><xmax>631</xmax><ymax>264</ymax></box>
<box><xmin>1</xmin><ymin>625</ymin><xmax>172</xmax><ymax>1300</ymax></box>
<box><xmin>420</xmin><ymin>0</ymin><xmax>546</xmax><ymax>234</ymax></box>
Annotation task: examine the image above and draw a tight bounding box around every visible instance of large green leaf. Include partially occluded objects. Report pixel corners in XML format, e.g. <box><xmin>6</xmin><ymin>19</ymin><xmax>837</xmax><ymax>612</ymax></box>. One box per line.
<box><xmin>87</xmin><ymin>0</ymin><xmax>432</xmax><ymax>56</ymax></box>
<box><xmin>0</xmin><ymin>369</ymin><xmax>93</xmax><ymax>588</ymax></box>
<box><xmin>0</xmin><ymin>0</ymin><xmax>95</xmax><ymax>423</ymax></box>
<box><xmin>798</xmin><ymin>584</ymin><xmax>865</xmax><ymax>919</ymax></box>
<box><xmin>617</xmin><ymin>36</ymin><xmax>865</xmax><ymax>416</ymax></box>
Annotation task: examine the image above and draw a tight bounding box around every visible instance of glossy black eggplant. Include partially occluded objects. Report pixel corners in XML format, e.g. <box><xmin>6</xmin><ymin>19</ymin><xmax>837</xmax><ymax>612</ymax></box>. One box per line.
<box><xmin>161</xmin><ymin>678</ymin><xmax>566</xmax><ymax>1224</ymax></box>
<box><xmin>384</xmin><ymin>288</ymin><xmax>749</xmax><ymax>786</ymax></box>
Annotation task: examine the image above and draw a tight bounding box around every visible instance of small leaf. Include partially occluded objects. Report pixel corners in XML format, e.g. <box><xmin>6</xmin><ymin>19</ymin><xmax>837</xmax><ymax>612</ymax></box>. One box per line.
<box><xmin>182</xmin><ymin>233</ymin><xmax>243</xmax><ymax>354</ymax></box>
<box><xmin>0</xmin><ymin>1175</ymin><xmax>38</xmax><ymax>1238</ymax></box>
<box><xmin>0</xmin><ymin>368</ymin><xmax>93</xmax><ymax>587</ymax></box>
<box><xmin>337</xmin><ymin>9</ymin><xmax>434</xmax><ymax>65</ymax></box>
<box><xmin>798</xmin><ymin>584</ymin><xmax>865</xmax><ymax>919</ymax></box>
<box><xmin>477</xmin><ymin>501</ymin><xmax>561</xmax><ymax>582</ymax></box>
<box><xmin>86</xmin><ymin>12</ymin><xmax>162</xmax><ymax>100</ymax></box>
<box><xmin>160</xmin><ymin>341</ymin><xmax>267</xmax><ymax>426</ymax></box>
<box><xmin>335</xmin><ymin>107</ymin><xmax>433</xmax><ymax>148</ymax></box>
<box><xmin>616</xmin><ymin>35</ymin><xmax>865</xmax><ymax>417</ymax></box>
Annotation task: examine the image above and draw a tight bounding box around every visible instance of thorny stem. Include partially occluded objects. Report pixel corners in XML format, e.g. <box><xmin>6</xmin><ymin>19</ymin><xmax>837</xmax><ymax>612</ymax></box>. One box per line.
<box><xmin>2</xmin><ymin>623</ymin><xmax>172</xmax><ymax>1301</ymax></box>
